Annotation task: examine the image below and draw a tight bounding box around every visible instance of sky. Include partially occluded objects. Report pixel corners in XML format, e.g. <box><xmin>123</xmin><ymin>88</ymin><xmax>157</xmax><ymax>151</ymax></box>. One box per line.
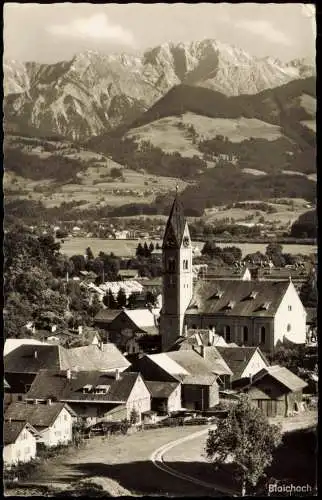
<box><xmin>4</xmin><ymin>3</ymin><xmax>316</xmax><ymax>63</ymax></box>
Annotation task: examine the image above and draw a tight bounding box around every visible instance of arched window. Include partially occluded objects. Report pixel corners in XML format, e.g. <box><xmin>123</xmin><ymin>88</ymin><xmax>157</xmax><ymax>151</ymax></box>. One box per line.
<box><xmin>183</xmin><ymin>259</ymin><xmax>189</xmax><ymax>270</ymax></box>
<box><xmin>287</xmin><ymin>324</ymin><xmax>291</xmax><ymax>332</ymax></box>
<box><xmin>168</xmin><ymin>258</ymin><xmax>176</xmax><ymax>272</ymax></box>
<box><xmin>243</xmin><ymin>326</ymin><xmax>249</xmax><ymax>343</ymax></box>
<box><xmin>224</xmin><ymin>325</ymin><xmax>231</xmax><ymax>343</ymax></box>
<box><xmin>260</xmin><ymin>327</ymin><xmax>266</xmax><ymax>344</ymax></box>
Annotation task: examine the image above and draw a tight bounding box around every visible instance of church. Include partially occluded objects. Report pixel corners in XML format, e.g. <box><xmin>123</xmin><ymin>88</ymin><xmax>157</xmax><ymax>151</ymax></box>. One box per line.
<box><xmin>159</xmin><ymin>193</ymin><xmax>307</xmax><ymax>353</ymax></box>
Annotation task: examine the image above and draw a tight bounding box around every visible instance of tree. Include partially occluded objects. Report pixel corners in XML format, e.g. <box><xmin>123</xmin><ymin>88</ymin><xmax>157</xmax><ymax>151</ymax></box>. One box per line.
<box><xmin>143</xmin><ymin>242</ymin><xmax>150</xmax><ymax>257</ymax></box>
<box><xmin>86</xmin><ymin>247</ymin><xmax>94</xmax><ymax>260</ymax></box>
<box><xmin>146</xmin><ymin>291</ymin><xmax>156</xmax><ymax>306</ymax></box>
<box><xmin>103</xmin><ymin>289</ymin><xmax>118</xmax><ymax>309</ymax></box>
<box><xmin>127</xmin><ymin>292</ymin><xmax>137</xmax><ymax>309</ymax></box>
<box><xmin>205</xmin><ymin>395</ymin><xmax>282</xmax><ymax>496</ymax></box>
<box><xmin>70</xmin><ymin>254</ymin><xmax>86</xmax><ymax>274</ymax></box>
<box><xmin>117</xmin><ymin>288</ymin><xmax>127</xmax><ymax>309</ymax></box>
<box><xmin>129</xmin><ymin>407</ymin><xmax>139</xmax><ymax>425</ymax></box>
<box><xmin>136</xmin><ymin>243</ymin><xmax>144</xmax><ymax>257</ymax></box>
<box><xmin>149</xmin><ymin>242</ymin><xmax>155</xmax><ymax>253</ymax></box>
<box><xmin>299</xmin><ymin>269</ymin><xmax>317</xmax><ymax>308</ymax></box>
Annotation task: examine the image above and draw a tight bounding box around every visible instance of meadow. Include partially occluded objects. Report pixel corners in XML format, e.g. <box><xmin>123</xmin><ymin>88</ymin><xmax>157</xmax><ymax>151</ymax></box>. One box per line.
<box><xmin>59</xmin><ymin>237</ymin><xmax>317</xmax><ymax>259</ymax></box>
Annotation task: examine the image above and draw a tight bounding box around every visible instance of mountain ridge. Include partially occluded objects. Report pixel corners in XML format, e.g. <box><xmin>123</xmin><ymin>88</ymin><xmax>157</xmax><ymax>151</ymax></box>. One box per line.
<box><xmin>4</xmin><ymin>39</ymin><xmax>315</xmax><ymax>140</ymax></box>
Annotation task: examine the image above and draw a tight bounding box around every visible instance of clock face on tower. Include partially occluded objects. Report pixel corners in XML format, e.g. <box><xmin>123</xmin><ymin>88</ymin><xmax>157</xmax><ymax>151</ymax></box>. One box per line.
<box><xmin>183</xmin><ymin>236</ymin><xmax>190</xmax><ymax>247</ymax></box>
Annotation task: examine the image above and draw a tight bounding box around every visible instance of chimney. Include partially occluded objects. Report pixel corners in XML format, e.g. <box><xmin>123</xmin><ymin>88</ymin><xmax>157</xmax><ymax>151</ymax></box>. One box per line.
<box><xmin>78</xmin><ymin>325</ymin><xmax>83</xmax><ymax>335</ymax></box>
<box><xmin>34</xmin><ymin>350</ymin><xmax>38</xmax><ymax>359</ymax></box>
<box><xmin>249</xmin><ymin>373</ymin><xmax>253</xmax><ymax>384</ymax></box>
<box><xmin>47</xmin><ymin>398</ymin><xmax>52</xmax><ymax>406</ymax></box>
<box><xmin>183</xmin><ymin>324</ymin><xmax>188</xmax><ymax>338</ymax></box>
<box><xmin>115</xmin><ymin>368</ymin><xmax>120</xmax><ymax>380</ymax></box>
<box><xmin>66</xmin><ymin>369</ymin><xmax>71</xmax><ymax>380</ymax></box>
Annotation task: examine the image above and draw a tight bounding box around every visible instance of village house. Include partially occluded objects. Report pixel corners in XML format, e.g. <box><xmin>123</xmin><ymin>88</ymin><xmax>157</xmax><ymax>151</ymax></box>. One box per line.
<box><xmin>214</xmin><ymin>346</ymin><xmax>270</xmax><ymax>385</ymax></box>
<box><xmin>24</xmin><ymin>369</ymin><xmax>151</xmax><ymax>426</ymax></box>
<box><xmin>4</xmin><ymin>342</ymin><xmax>130</xmax><ymax>393</ymax></box>
<box><xmin>144</xmin><ymin>381</ymin><xmax>181</xmax><ymax>414</ymax></box>
<box><xmin>101</xmin><ymin>308</ymin><xmax>161</xmax><ymax>354</ymax></box>
<box><xmin>118</xmin><ymin>269</ymin><xmax>140</xmax><ymax>280</ymax></box>
<box><xmin>4</xmin><ymin>338</ymin><xmax>50</xmax><ymax>357</ymax></box>
<box><xmin>238</xmin><ymin>365</ymin><xmax>308</xmax><ymax>417</ymax></box>
<box><xmin>5</xmin><ymin>401</ymin><xmax>76</xmax><ymax>448</ymax></box>
<box><xmin>3</xmin><ymin>421</ymin><xmax>40</xmax><ymax>468</ymax></box>
<box><xmin>131</xmin><ymin>350</ymin><xmax>219</xmax><ymax>411</ymax></box>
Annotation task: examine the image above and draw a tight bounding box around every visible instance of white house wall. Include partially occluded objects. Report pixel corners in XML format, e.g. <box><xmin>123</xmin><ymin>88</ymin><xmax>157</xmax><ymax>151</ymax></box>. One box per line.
<box><xmin>39</xmin><ymin>407</ymin><xmax>74</xmax><ymax>447</ymax></box>
<box><xmin>241</xmin><ymin>350</ymin><xmax>269</xmax><ymax>379</ymax></box>
<box><xmin>167</xmin><ymin>386</ymin><xmax>182</xmax><ymax>413</ymax></box>
<box><xmin>274</xmin><ymin>282</ymin><xmax>306</xmax><ymax>347</ymax></box>
<box><xmin>127</xmin><ymin>375</ymin><xmax>151</xmax><ymax>421</ymax></box>
<box><xmin>3</xmin><ymin>429</ymin><xmax>37</xmax><ymax>467</ymax></box>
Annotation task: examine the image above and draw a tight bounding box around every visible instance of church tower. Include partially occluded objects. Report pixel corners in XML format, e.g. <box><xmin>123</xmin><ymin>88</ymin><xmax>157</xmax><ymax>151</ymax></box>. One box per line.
<box><xmin>159</xmin><ymin>191</ymin><xmax>193</xmax><ymax>351</ymax></box>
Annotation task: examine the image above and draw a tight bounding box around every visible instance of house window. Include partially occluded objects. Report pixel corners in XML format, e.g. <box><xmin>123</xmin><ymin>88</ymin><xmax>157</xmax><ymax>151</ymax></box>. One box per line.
<box><xmin>288</xmin><ymin>305</ymin><xmax>292</xmax><ymax>311</ymax></box>
<box><xmin>224</xmin><ymin>325</ymin><xmax>231</xmax><ymax>343</ymax></box>
<box><xmin>287</xmin><ymin>324</ymin><xmax>291</xmax><ymax>332</ymax></box>
<box><xmin>243</xmin><ymin>326</ymin><xmax>249</xmax><ymax>343</ymax></box>
<box><xmin>183</xmin><ymin>259</ymin><xmax>189</xmax><ymax>270</ymax></box>
<box><xmin>260</xmin><ymin>327</ymin><xmax>266</xmax><ymax>344</ymax></box>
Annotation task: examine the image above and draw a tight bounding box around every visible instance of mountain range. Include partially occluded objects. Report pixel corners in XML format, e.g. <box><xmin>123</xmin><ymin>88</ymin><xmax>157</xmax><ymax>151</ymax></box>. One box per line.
<box><xmin>4</xmin><ymin>39</ymin><xmax>315</xmax><ymax>141</ymax></box>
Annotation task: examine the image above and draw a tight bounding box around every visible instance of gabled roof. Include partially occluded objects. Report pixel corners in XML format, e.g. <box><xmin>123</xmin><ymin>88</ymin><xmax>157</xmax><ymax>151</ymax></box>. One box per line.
<box><xmin>162</xmin><ymin>194</ymin><xmax>186</xmax><ymax>249</ymax></box>
<box><xmin>4</xmin><ymin>339</ymin><xmax>51</xmax><ymax>357</ymax></box>
<box><xmin>166</xmin><ymin>351</ymin><xmax>218</xmax><ymax>385</ymax></box>
<box><xmin>4</xmin><ymin>343</ymin><xmax>130</xmax><ymax>374</ymax></box>
<box><xmin>5</xmin><ymin>402</ymin><xmax>76</xmax><ymax>429</ymax></box>
<box><xmin>201</xmin><ymin>348</ymin><xmax>233</xmax><ymax>376</ymax></box>
<box><xmin>4</xmin><ymin>421</ymin><xmax>39</xmax><ymax>445</ymax></box>
<box><xmin>186</xmin><ymin>280</ymin><xmax>290</xmax><ymax>317</ymax></box>
<box><xmin>25</xmin><ymin>370</ymin><xmax>141</xmax><ymax>404</ymax></box>
<box><xmin>145</xmin><ymin>380</ymin><xmax>180</xmax><ymax>398</ymax></box>
<box><xmin>172</xmin><ymin>329</ymin><xmax>228</xmax><ymax>351</ymax></box>
<box><xmin>118</xmin><ymin>269</ymin><xmax>139</xmax><ymax>277</ymax></box>
<box><xmin>122</xmin><ymin>309</ymin><xmax>158</xmax><ymax>328</ymax></box>
<box><xmin>94</xmin><ymin>309</ymin><xmax>122</xmax><ymax>324</ymax></box>
<box><xmin>252</xmin><ymin>365</ymin><xmax>308</xmax><ymax>392</ymax></box>
<box><xmin>215</xmin><ymin>347</ymin><xmax>269</xmax><ymax>381</ymax></box>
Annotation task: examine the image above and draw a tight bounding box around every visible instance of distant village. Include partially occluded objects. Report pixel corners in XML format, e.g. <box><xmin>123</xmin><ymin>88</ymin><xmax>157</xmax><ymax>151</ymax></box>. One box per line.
<box><xmin>3</xmin><ymin>193</ymin><xmax>318</xmax><ymax>491</ymax></box>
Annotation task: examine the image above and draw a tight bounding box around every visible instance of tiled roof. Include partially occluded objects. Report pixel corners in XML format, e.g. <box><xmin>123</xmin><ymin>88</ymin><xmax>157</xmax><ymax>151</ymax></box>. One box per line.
<box><xmin>166</xmin><ymin>351</ymin><xmax>218</xmax><ymax>385</ymax></box>
<box><xmin>4</xmin><ymin>343</ymin><xmax>130</xmax><ymax>374</ymax></box>
<box><xmin>94</xmin><ymin>309</ymin><xmax>122</xmax><ymax>323</ymax></box>
<box><xmin>202</xmin><ymin>348</ymin><xmax>233</xmax><ymax>376</ymax></box>
<box><xmin>123</xmin><ymin>309</ymin><xmax>158</xmax><ymax>328</ymax></box>
<box><xmin>145</xmin><ymin>380</ymin><xmax>180</xmax><ymax>398</ymax></box>
<box><xmin>162</xmin><ymin>194</ymin><xmax>186</xmax><ymax>249</ymax></box>
<box><xmin>5</xmin><ymin>402</ymin><xmax>76</xmax><ymax>429</ymax></box>
<box><xmin>173</xmin><ymin>330</ymin><xmax>228</xmax><ymax>350</ymax></box>
<box><xmin>26</xmin><ymin>370</ymin><xmax>140</xmax><ymax>404</ymax></box>
<box><xmin>215</xmin><ymin>347</ymin><xmax>269</xmax><ymax>381</ymax></box>
<box><xmin>4</xmin><ymin>339</ymin><xmax>51</xmax><ymax>357</ymax></box>
<box><xmin>4</xmin><ymin>421</ymin><xmax>39</xmax><ymax>445</ymax></box>
<box><xmin>253</xmin><ymin>365</ymin><xmax>308</xmax><ymax>392</ymax></box>
<box><xmin>186</xmin><ymin>280</ymin><xmax>290</xmax><ymax>317</ymax></box>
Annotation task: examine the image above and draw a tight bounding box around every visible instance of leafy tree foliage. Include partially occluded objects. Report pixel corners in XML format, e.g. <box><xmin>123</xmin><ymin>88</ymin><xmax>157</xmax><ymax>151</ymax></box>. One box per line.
<box><xmin>290</xmin><ymin>210</ymin><xmax>317</xmax><ymax>239</ymax></box>
<box><xmin>205</xmin><ymin>395</ymin><xmax>282</xmax><ymax>496</ymax></box>
<box><xmin>117</xmin><ymin>288</ymin><xmax>127</xmax><ymax>309</ymax></box>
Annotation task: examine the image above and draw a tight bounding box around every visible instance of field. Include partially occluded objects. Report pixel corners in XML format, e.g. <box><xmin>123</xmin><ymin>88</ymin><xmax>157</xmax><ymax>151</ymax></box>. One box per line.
<box><xmin>59</xmin><ymin>237</ymin><xmax>317</xmax><ymax>259</ymax></box>
<box><xmin>204</xmin><ymin>198</ymin><xmax>313</xmax><ymax>228</ymax></box>
<box><xmin>126</xmin><ymin>113</ymin><xmax>284</xmax><ymax>159</ymax></box>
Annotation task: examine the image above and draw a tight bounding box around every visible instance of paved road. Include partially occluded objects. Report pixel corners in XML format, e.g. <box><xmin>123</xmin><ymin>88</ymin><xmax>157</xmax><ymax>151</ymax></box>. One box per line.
<box><xmin>151</xmin><ymin>426</ymin><xmax>237</xmax><ymax>496</ymax></box>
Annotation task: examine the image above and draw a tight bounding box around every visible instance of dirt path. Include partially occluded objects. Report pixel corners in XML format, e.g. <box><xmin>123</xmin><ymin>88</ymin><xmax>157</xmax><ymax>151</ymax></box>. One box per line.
<box><xmin>18</xmin><ymin>425</ymin><xmax>220</xmax><ymax>496</ymax></box>
<box><xmin>269</xmin><ymin>410</ymin><xmax>318</xmax><ymax>433</ymax></box>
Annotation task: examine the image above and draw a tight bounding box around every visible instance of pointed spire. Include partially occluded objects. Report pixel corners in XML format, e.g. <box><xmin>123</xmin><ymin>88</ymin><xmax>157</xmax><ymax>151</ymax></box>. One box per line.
<box><xmin>162</xmin><ymin>190</ymin><xmax>186</xmax><ymax>249</ymax></box>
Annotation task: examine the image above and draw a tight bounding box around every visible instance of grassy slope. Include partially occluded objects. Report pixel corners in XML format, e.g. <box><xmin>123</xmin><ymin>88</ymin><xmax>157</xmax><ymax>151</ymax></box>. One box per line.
<box><xmin>126</xmin><ymin>113</ymin><xmax>284</xmax><ymax>159</ymax></box>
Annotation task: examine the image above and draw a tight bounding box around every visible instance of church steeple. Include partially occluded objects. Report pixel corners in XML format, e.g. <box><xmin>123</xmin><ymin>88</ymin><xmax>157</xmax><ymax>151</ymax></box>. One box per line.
<box><xmin>162</xmin><ymin>189</ymin><xmax>186</xmax><ymax>250</ymax></box>
<box><xmin>160</xmin><ymin>190</ymin><xmax>193</xmax><ymax>351</ymax></box>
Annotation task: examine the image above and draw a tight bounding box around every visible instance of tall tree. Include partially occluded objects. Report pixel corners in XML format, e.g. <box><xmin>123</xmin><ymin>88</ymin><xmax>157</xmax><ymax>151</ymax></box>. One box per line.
<box><xmin>86</xmin><ymin>247</ymin><xmax>94</xmax><ymax>260</ymax></box>
<box><xmin>117</xmin><ymin>288</ymin><xmax>127</xmax><ymax>309</ymax></box>
<box><xmin>103</xmin><ymin>289</ymin><xmax>117</xmax><ymax>309</ymax></box>
<box><xmin>205</xmin><ymin>395</ymin><xmax>282</xmax><ymax>496</ymax></box>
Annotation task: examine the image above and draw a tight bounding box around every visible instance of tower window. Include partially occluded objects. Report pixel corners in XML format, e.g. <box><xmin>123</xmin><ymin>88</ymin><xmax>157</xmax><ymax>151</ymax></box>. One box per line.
<box><xmin>168</xmin><ymin>258</ymin><xmax>176</xmax><ymax>272</ymax></box>
<box><xmin>260</xmin><ymin>327</ymin><xmax>266</xmax><ymax>344</ymax></box>
<box><xmin>288</xmin><ymin>305</ymin><xmax>292</xmax><ymax>311</ymax></box>
<box><xmin>243</xmin><ymin>326</ymin><xmax>249</xmax><ymax>343</ymax></box>
<box><xmin>224</xmin><ymin>325</ymin><xmax>231</xmax><ymax>343</ymax></box>
<box><xmin>183</xmin><ymin>259</ymin><xmax>189</xmax><ymax>270</ymax></box>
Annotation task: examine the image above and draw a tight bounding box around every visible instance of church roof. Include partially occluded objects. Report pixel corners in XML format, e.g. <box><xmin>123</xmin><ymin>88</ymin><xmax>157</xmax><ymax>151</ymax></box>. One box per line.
<box><xmin>162</xmin><ymin>194</ymin><xmax>186</xmax><ymax>249</ymax></box>
<box><xmin>186</xmin><ymin>280</ymin><xmax>290</xmax><ymax>318</ymax></box>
